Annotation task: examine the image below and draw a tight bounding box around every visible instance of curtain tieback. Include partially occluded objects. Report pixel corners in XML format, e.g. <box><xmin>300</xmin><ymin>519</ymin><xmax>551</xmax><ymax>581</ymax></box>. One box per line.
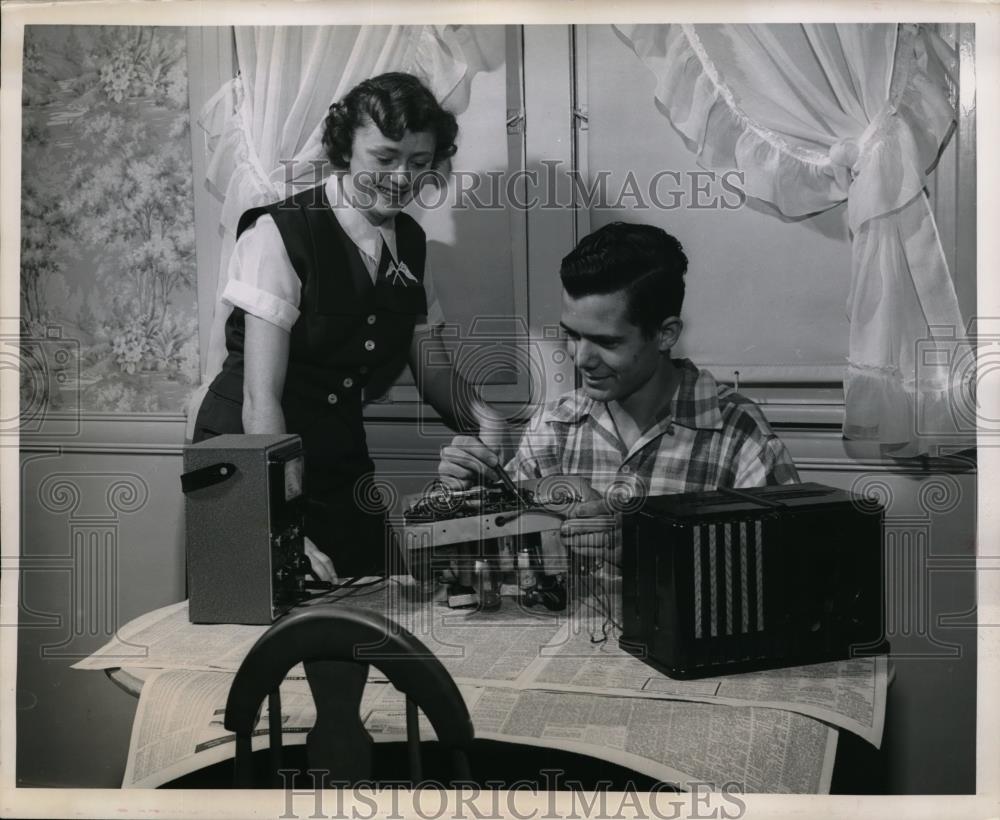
<box><xmin>828</xmin><ymin>100</ymin><xmax>895</xmax><ymax>189</ymax></box>
<box><xmin>828</xmin><ymin>137</ymin><xmax>860</xmax><ymax>171</ymax></box>
<box><xmin>828</xmin><ymin>137</ymin><xmax>861</xmax><ymax>189</ymax></box>
<box><xmin>828</xmin><ymin>108</ymin><xmax>895</xmax><ymax>179</ymax></box>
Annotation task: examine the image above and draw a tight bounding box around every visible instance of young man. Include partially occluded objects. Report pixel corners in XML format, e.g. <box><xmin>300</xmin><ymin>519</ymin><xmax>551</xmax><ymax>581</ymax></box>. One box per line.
<box><xmin>438</xmin><ymin>221</ymin><xmax>799</xmax><ymax>555</ymax></box>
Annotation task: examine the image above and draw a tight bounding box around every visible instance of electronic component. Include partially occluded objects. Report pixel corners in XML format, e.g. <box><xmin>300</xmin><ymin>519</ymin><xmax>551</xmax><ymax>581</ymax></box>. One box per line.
<box><xmin>402</xmin><ymin>482</ymin><xmax>570</xmax><ymax>610</ymax></box>
<box><xmin>182</xmin><ymin>434</ymin><xmax>310</xmax><ymax>624</ymax></box>
<box><xmin>619</xmin><ymin>482</ymin><xmax>888</xmax><ymax>678</ymax></box>
<box><xmin>403</xmin><ymin>485</ymin><xmax>563</xmax><ymax>545</ymax></box>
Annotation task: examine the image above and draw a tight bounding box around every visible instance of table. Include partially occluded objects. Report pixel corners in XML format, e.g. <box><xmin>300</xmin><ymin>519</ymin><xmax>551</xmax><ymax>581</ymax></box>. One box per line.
<box><xmin>105</xmin><ymin>666</ymin><xmax>888</xmax><ymax>794</ymax></box>
<box><xmin>108</xmin><ymin>667</ymin><xmax>670</xmax><ymax>791</ymax></box>
<box><xmin>87</xmin><ymin>581</ymin><xmax>889</xmax><ymax>793</ymax></box>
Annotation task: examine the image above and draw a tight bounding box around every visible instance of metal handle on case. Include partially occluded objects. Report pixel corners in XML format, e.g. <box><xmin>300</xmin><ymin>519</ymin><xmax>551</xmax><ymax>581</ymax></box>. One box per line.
<box><xmin>180</xmin><ymin>462</ymin><xmax>238</xmax><ymax>494</ymax></box>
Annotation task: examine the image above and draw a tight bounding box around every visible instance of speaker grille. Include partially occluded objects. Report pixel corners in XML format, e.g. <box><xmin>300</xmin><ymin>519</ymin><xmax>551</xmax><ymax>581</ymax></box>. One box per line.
<box><xmin>692</xmin><ymin>519</ymin><xmax>765</xmax><ymax>639</ymax></box>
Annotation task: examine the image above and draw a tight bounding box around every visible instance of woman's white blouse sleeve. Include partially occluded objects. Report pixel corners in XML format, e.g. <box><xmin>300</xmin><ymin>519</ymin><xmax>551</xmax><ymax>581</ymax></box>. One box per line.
<box><xmin>221</xmin><ymin>215</ymin><xmax>301</xmax><ymax>332</ymax></box>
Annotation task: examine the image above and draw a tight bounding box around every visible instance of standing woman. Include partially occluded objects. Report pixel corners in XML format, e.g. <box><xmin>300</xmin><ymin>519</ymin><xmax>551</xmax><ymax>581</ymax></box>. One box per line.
<box><xmin>193</xmin><ymin>72</ymin><xmax>499</xmax><ymax>581</ymax></box>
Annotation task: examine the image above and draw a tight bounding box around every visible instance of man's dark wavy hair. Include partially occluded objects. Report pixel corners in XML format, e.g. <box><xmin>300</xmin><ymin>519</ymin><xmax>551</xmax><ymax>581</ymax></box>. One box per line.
<box><xmin>322</xmin><ymin>72</ymin><xmax>459</xmax><ymax>169</ymax></box>
<box><xmin>560</xmin><ymin>222</ymin><xmax>688</xmax><ymax>338</ymax></box>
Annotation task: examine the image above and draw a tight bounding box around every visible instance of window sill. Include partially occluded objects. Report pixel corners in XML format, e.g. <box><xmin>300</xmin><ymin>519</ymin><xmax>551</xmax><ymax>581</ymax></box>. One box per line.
<box><xmin>366</xmin><ymin>384</ymin><xmax>848</xmax><ymax>427</ymax></box>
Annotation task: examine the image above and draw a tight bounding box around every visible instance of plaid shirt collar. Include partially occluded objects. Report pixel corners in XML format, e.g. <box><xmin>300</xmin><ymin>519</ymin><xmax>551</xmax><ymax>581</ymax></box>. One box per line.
<box><xmin>542</xmin><ymin>358</ymin><xmax>725</xmax><ymax>433</ymax></box>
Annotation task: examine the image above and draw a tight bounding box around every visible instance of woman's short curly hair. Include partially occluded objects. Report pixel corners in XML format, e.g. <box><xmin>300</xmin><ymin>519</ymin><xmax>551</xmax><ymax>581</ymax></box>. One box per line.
<box><xmin>322</xmin><ymin>72</ymin><xmax>459</xmax><ymax>170</ymax></box>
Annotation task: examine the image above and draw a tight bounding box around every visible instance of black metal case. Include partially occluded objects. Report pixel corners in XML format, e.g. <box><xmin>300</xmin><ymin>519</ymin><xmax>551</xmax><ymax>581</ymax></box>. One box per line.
<box><xmin>619</xmin><ymin>482</ymin><xmax>887</xmax><ymax>678</ymax></box>
<box><xmin>183</xmin><ymin>434</ymin><xmax>307</xmax><ymax>624</ymax></box>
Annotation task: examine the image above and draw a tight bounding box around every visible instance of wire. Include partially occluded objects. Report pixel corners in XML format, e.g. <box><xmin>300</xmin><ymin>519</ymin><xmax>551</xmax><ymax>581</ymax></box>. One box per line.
<box><xmin>575</xmin><ymin>559</ymin><xmax>622</xmax><ymax>644</ymax></box>
<box><xmin>336</xmin><ymin>576</ymin><xmax>391</xmax><ymax>598</ymax></box>
<box><xmin>293</xmin><ymin>575</ymin><xmax>390</xmax><ymax>607</ymax></box>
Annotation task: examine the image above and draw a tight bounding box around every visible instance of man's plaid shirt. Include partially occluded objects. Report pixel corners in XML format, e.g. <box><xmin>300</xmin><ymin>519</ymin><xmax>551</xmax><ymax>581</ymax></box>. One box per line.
<box><xmin>507</xmin><ymin>358</ymin><xmax>799</xmax><ymax>498</ymax></box>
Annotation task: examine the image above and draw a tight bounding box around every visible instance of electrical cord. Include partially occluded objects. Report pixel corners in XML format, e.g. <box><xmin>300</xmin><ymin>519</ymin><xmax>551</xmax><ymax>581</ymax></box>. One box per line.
<box><xmin>294</xmin><ymin>575</ymin><xmax>390</xmax><ymax>606</ymax></box>
<box><xmin>340</xmin><ymin>577</ymin><xmax>392</xmax><ymax>598</ymax></box>
<box><xmin>575</xmin><ymin>556</ymin><xmax>622</xmax><ymax>644</ymax></box>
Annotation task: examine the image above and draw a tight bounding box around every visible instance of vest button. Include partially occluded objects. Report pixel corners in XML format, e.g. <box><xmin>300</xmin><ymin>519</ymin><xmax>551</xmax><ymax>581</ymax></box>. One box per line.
<box><xmin>327</xmin><ymin>393</ymin><xmax>339</xmax><ymax>405</ymax></box>
<box><xmin>342</xmin><ymin>377</ymin><xmax>354</xmax><ymax>388</ymax></box>
<box><xmin>364</xmin><ymin>340</ymin><xmax>376</xmax><ymax>352</ymax></box>
<box><xmin>367</xmin><ymin>314</ymin><xmax>377</xmax><ymax>325</ymax></box>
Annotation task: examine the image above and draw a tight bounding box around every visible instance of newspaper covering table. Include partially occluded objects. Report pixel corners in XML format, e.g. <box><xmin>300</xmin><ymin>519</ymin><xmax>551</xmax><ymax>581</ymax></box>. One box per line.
<box><xmin>516</xmin><ymin>617</ymin><xmax>887</xmax><ymax>746</ymax></box>
<box><xmin>74</xmin><ymin>581</ymin><xmax>887</xmax><ymax>745</ymax></box>
<box><xmin>76</xmin><ymin>580</ymin><xmax>884</xmax><ymax>792</ymax></box>
<box><xmin>122</xmin><ymin>668</ymin><xmax>837</xmax><ymax>793</ymax></box>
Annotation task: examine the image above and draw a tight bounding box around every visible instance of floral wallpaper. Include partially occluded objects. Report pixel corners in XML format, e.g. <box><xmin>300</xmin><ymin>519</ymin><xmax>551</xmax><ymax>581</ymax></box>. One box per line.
<box><xmin>21</xmin><ymin>26</ymin><xmax>199</xmax><ymax>414</ymax></box>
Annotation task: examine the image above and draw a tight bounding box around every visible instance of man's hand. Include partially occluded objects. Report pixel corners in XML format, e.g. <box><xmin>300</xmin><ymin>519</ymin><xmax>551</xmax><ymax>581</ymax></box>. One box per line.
<box><xmin>532</xmin><ymin>476</ymin><xmax>600</xmax><ymax>512</ymax></box>
<box><xmin>559</xmin><ymin>492</ymin><xmax>622</xmax><ymax>566</ymax></box>
<box><xmin>304</xmin><ymin>536</ymin><xmax>337</xmax><ymax>583</ymax></box>
<box><xmin>438</xmin><ymin>434</ymin><xmax>503</xmax><ymax>490</ymax></box>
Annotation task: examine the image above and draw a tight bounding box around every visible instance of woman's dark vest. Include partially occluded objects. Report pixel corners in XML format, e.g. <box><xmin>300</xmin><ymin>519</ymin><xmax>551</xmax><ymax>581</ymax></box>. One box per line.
<box><xmin>196</xmin><ymin>182</ymin><xmax>427</xmax><ymax>496</ymax></box>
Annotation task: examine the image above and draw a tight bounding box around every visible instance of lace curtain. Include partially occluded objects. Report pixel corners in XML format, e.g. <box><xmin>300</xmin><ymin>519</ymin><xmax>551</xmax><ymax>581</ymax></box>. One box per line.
<box><xmin>195</xmin><ymin>25</ymin><xmax>495</xmax><ymax>389</ymax></box>
<box><xmin>613</xmin><ymin>23</ymin><xmax>971</xmax><ymax>456</ymax></box>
